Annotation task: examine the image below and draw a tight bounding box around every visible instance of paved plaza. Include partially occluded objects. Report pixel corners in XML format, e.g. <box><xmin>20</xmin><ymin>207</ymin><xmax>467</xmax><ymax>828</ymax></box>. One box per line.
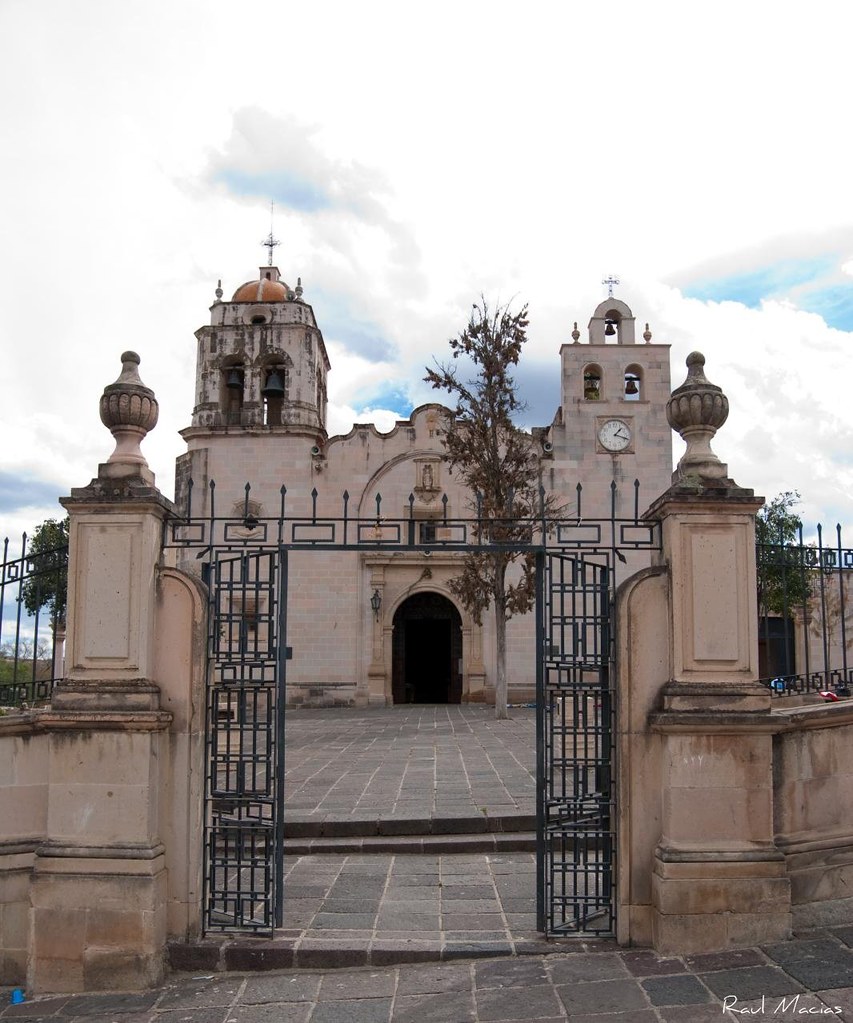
<box><xmin>283</xmin><ymin>705</ymin><xmax>536</xmax><ymax>839</ymax></box>
<box><xmin>8</xmin><ymin>934</ymin><xmax>853</xmax><ymax>1020</ymax></box>
<box><xmin>7</xmin><ymin>707</ymin><xmax>853</xmax><ymax>1019</ymax></box>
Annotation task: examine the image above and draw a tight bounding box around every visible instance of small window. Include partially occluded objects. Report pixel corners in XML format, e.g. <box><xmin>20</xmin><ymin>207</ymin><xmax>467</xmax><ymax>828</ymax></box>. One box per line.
<box><xmin>251</xmin><ymin>314</ymin><xmax>266</xmax><ymax>325</ymax></box>
<box><xmin>419</xmin><ymin>521</ymin><xmax>437</xmax><ymax>544</ymax></box>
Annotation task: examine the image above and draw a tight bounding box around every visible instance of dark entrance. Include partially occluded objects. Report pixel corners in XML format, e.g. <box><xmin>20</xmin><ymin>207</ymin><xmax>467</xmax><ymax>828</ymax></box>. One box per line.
<box><xmin>392</xmin><ymin>592</ymin><xmax>462</xmax><ymax>704</ymax></box>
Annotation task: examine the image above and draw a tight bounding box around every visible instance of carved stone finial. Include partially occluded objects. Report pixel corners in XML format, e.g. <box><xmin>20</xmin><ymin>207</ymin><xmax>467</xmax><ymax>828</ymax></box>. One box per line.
<box><xmin>571</xmin><ymin>321</ymin><xmax>580</xmax><ymax>343</ymax></box>
<box><xmin>643</xmin><ymin>322</ymin><xmax>652</xmax><ymax>343</ymax></box>
<box><xmin>98</xmin><ymin>351</ymin><xmax>159</xmax><ymax>483</ymax></box>
<box><xmin>667</xmin><ymin>351</ymin><xmax>729</xmax><ymax>480</ymax></box>
<box><xmin>295</xmin><ymin>276</ymin><xmax>303</xmax><ymax>301</ymax></box>
<box><xmin>215</xmin><ymin>279</ymin><xmax>223</xmax><ymax>301</ymax></box>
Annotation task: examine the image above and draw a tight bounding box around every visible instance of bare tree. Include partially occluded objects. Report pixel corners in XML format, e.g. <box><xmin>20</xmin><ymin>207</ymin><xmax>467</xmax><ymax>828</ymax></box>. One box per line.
<box><xmin>425</xmin><ymin>299</ymin><xmax>553</xmax><ymax>719</ymax></box>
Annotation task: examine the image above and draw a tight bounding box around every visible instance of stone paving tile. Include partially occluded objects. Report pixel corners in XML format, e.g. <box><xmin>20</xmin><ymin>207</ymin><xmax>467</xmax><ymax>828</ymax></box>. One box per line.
<box><xmin>310</xmin><ymin>997</ymin><xmax>392</xmax><ymax>1023</ymax></box>
<box><xmin>391</xmin><ymin>991</ymin><xmax>476</xmax><ymax>1022</ymax></box>
<box><xmin>151</xmin><ymin>1009</ymin><xmax>236</xmax><ymax>1023</ymax></box>
<box><xmin>548</xmin><ymin>953</ymin><xmax>631</xmax><ymax>983</ymax></box>
<box><xmin>555</xmin><ymin>978</ymin><xmax>649</xmax><ymax>1015</ymax></box>
<box><xmin>683</xmin><ymin>947</ymin><xmax>767</xmax><ymax>972</ymax></box>
<box><xmin>230</xmin><ymin>1000</ymin><xmax>314</xmax><ymax>1022</ymax></box>
<box><xmin>394</xmin><ymin>963</ymin><xmax>473</xmax><ymax>994</ymax></box>
<box><xmin>762</xmin><ymin>936</ymin><xmax>852</xmax><ymax>965</ymax></box>
<box><xmin>568</xmin><ymin>1014</ymin><xmax>657</xmax><ymax>1023</ymax></box>
<box><xmin>318</xmin><ymin>971</ymin><xmax>396</xmax><ymax>999</ymax></box>
<box><xmin>815</xmin><ymin>986</ymin><xmax>853</xmax><ymax>1015</ymax></box>
<box><xmin>619</xmin><ymin>950</ymin><xmax>687</xmax><ymax>976</ymax></box>
<box><xmin>640</xmin><ymin>974</ymin><xmax>711</xmax><ymax>1006</ymax></box>
<box><xmin>476</xmin><ymin>983</ymin><xmax>564</xmax><ymax>1020</ymax></box>
<box><xmin>56</xmin><ymin>991</ymin><xmax>161</xmax><ymax>1016</ymax></box>
<box><xmin>474</xmin><ymin>956</ymin><xmax>549</xmax><ymax>988</ymax></box>
<box><xmin>442</xmin><ymin>914</ymin><xmax>507</xmax><ymax>931</ymax></box>
<box><xmin>775</xmin><ymin>958</ymin><xmax>853</xmax><ymax>991</ymax></box>
<box><xmin>157</xmin><ymin>977</ymin><xmax>244</xmax><ymax>1008</ymax></box>
<box><xmin>242</xmin><ymin>972</ymin><xmax>322</xmax><ymax>1002</ymax></box>
<box><xmin>699</xmin><ymin>965</ymin><xmax>805</xmax><ymax>1000</ymax></box>
<box><xmin>0</xmin><ymin>997</ymin><xmax>71</xmax><ymax>1018</ymax></box>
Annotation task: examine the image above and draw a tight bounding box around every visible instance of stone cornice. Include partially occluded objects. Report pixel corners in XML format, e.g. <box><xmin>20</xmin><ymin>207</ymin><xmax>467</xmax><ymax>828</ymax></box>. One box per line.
<box><xmin>649</xmin><ymin>710</ymin><xmax>784</xmax><ymax>734</ymax></box>
<box><xmin>0</xmin><ymin>709</ymin><xmax>172</xmax><ymax>735</ymax></box>
<box><xmin>771</xmin><ymin>700</ymin><xmax>853</xmax><ymax>732</ymax></box>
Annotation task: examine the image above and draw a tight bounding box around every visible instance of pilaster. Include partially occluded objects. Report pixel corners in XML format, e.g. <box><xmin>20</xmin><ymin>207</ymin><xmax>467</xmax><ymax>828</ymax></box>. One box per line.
<box><xmin>643</xmin><ymin>353</ymin><xmax>792</xmax><ymax>952</ymax></box>
<box><xmin>29</xmin><ymin>353</ymin><xmax>176</xmax><ymax>992</ymax></box>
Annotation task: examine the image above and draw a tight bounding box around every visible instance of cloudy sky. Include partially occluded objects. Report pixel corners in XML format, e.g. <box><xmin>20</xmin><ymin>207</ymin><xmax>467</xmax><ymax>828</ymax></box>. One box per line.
<box><xmin>1</xmin><ymin>0</ymin><xmax>851</xmax><ymax>543</ymax></box>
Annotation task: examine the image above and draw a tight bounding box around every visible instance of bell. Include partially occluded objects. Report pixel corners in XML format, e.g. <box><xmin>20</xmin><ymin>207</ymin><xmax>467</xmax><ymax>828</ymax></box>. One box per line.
<box><xmin>604</xmin><ymin>319</ymin><xmax>617</xmax><ymax>336</ymax></box>
<box><xmin>225</xmin><ymin>368</ymin><xmax>243</xmax><ymax>390</ymax></box>
<box><xmin>625</xmin><ymin>376</ymin><xmax>639</xmax><ymax>395</ymax></box>
<box><xmin>262</xmin><ymin>370</ymin><xmax>285</xmax><ymax>398</ymax></box>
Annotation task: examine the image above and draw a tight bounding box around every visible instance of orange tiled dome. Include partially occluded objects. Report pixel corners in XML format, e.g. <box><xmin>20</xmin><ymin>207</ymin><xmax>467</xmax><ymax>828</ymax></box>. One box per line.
<box><xmin>232</xmin><ymin>278</ymin><xmax>290</xmax><ymax>303</ymax></box>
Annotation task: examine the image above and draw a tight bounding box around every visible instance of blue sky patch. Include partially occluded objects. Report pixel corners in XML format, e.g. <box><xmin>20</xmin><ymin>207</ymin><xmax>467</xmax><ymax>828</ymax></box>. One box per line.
<box><xmin>682</xmin><ymin>253</ymin><xmax>853</xmax><ymax>331</ymax></box>
<box><xmin>213</xmin><ymin>168</ymin><xmax>331</xmax><ymax>213</ymax></box>
<box><xmin>355</xmin><ymin>383</ymin><xmax>411</xmax><ymax>416</ymax></box>
<box><xmin>310</xmin><ymin>288</ymin><xmax>396</xmax><ymax>361</ymax></box>
<box><xmin>0</xmin><ymin>473</ymin><xmax>64</xmax><ymax>519</ymax></box>
<box><xmin>793</xmin><ymin>284</ymin><xmax>853</xmax><ymax>332</ymax></box>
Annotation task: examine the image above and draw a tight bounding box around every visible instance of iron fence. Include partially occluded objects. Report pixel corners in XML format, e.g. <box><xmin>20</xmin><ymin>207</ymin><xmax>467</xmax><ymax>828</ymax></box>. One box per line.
<box><xmin>757</xmin><ymin>522</ymin><xmax>852</xmax><ymax>697</ymax></box>
<box><xmin>0</xmin><ymin>533</ymin><xmax>68</xmax><ymax>708</ymax></box>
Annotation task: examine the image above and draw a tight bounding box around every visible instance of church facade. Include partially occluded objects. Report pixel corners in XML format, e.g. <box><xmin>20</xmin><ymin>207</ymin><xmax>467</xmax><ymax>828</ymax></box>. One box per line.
<box><xmin>175</xmin><ymin>264</ymin><xmax>673</xmax><ymax>706</ymax></box>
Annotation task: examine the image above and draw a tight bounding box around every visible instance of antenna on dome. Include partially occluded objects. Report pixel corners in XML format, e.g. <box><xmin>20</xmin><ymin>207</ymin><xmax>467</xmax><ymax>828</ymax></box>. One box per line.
<box><xmin>261</xmin><ymin>201</ymin><xmax>280</xmax><ymax>266</ymax></box>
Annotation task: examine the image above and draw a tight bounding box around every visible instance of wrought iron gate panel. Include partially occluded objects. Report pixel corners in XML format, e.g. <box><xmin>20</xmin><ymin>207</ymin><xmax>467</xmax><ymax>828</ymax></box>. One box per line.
<box><xmin>203</xmin><ymin>548</ymin><xmax>286</xmax><ymax>934</ymax></box>
<box><xmin>537</xmin><ymin>550</ymin><xmax>614</xmax><ymax>935</ymax></box>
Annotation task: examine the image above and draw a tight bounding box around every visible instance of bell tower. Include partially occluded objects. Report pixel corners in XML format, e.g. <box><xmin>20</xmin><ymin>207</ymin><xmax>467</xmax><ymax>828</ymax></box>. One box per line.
<box><xmin>538</xmin><ymin>295</ymin><xmax>673</xmax><ymax>516</ymax></box>
<box><xmin>182</xmin><ymin>265</ymin><xmax>330</xmax><ymax>442</ymax></box>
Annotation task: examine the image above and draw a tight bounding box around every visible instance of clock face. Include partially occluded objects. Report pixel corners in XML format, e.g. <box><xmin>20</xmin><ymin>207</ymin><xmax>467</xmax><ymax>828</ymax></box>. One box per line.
<box><xmin>598</xmin><ymin>419</ymin><xmax>632</xmax><ymax>452</ymax></box>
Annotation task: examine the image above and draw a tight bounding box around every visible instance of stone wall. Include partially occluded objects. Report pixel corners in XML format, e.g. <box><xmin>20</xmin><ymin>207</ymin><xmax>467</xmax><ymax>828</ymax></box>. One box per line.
<box><xmin>773</xmin><ymin>701</ymin><xmax>853</xmax><ymax>928</ymax></box>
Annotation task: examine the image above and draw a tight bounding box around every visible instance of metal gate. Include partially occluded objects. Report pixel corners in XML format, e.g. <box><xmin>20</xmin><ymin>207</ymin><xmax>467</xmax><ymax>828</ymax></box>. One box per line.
<box><xmin>203</xmin><ymin>547</ymin><xmax>288</xmax><ymax>932</ymax></box>
<box><xmin>537</xmin><ymin>550</ymin><xmax>614</xmax><ymax>935</ymax></box>
<box><xmin>164</xmin><ymin>480</ymin><xmax>656</xmax><ymax>938</ymax></box>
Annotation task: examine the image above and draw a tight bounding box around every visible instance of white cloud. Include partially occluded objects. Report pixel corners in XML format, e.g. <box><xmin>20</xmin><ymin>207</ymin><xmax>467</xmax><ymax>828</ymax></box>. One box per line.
<box><xmin>0</xmin><ymin>0</ymin><xmax>851</xmax><ymax>537</ymax></box>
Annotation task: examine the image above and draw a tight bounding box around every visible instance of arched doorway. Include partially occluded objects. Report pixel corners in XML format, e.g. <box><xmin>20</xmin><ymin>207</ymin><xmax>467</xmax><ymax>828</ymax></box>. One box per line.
<box><xmin>392</xmin><ymin>592</ymin><xmax>462</xmax><ymax>704</ymax></box>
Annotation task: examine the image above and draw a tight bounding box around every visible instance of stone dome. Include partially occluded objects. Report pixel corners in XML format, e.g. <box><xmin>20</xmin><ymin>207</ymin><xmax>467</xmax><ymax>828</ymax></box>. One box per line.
<box><xmin>232</xmin><ymin>277</ymin><xmax>290</xmax><ymax>303</ymax></box>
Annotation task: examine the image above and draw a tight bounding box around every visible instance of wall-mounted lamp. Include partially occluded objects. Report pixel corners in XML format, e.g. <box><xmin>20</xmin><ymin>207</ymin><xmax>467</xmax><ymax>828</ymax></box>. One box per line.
<box><xmin>370</xmin><ymin>589</ymin><xmax>382</xmax><ymax>620</ymax></box>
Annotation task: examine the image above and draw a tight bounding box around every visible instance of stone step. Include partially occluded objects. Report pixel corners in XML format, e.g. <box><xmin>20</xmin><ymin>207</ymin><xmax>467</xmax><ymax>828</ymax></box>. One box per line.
<box><xmin>284</xmin><ymin>830</ymin><xmax>536</xmax><ymax>855</ymax></box>
<box><xmin>283</xmin><ymin>812</ymin><xmax>535</xmax><ymax>840</ymax></box>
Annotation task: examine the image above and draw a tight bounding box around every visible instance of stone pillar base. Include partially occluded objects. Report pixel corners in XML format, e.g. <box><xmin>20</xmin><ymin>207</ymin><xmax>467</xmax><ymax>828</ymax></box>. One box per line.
<box><xmin>652</xmin><ymin>849</ymin><xmax>791</xmax><ymax>953</ymax></box>
<box><xmin>29</xmin><ymin>846</ymin><xmax>167</xmax><ymax>993</ymax></box>
<box><xmin>0</xmin><ymin>849</ymin><xmax>33</xmax><ymax>984</ymax></box>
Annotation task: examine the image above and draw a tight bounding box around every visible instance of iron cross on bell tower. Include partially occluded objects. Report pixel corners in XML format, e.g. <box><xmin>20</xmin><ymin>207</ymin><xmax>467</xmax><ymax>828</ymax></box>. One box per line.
<box><xmin>602</xmin><ymin>275</ymin><xmax>620</xmax><ymax>298</ymax></box>
<box><xmin>261</xmin><ymin>201</ymin><xmax>280</xmax><ymax>266</ymax></box>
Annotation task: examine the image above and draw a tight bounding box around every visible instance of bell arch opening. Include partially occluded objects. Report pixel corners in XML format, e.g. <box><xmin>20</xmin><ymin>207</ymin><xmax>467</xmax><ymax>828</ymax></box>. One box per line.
<box><xmin>392</xmin><ymin>591</ymin><xmax>462</xmax><ymax>704</ymax></box>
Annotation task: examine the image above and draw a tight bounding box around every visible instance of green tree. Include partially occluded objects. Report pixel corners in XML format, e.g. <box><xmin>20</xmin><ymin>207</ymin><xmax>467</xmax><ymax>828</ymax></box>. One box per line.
<box><xmin>425</xmin><ymin>300</ymin><xmax>554</xmax><ymax>720</ymax></box>
<box><xmin>0</xmin><ymin>639</ymin><xmax>51</xmax><ymax>688</ymax></box>
<box><xmin>755</xmin><ymin>492</ymin><xmax>810</xmax><ymax>618</ymax></box>
<box><xmin>21</xmin><ymin>517</ymin><xmax>69</xmax><ymax>631</ymax></box>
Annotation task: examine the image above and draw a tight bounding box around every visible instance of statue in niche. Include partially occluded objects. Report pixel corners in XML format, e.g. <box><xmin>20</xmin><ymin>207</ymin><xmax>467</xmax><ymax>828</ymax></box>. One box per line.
<box><xmin>414</xmin><ymin>460</ymin><xmax>439</xmax><ymax>504</ymax></box>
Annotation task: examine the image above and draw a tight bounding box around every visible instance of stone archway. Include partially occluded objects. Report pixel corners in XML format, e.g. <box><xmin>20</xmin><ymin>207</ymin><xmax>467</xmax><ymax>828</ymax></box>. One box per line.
<box><xmin>392</xmin><ymin>591</ymin><xmax>462</xmax><ymax>704</ymax></box>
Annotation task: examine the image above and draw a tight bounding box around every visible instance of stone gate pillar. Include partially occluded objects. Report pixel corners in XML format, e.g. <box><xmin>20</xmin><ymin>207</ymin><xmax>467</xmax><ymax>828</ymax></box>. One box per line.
<box><xmin>636</xmin><ymin>353</ymin><xmax>791</xmax><ymax>952</ymax></box>
<box><xmin>29</xmin><ymin>354</ymin><xmax>175</xmax><ymax>992</ymax></box>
